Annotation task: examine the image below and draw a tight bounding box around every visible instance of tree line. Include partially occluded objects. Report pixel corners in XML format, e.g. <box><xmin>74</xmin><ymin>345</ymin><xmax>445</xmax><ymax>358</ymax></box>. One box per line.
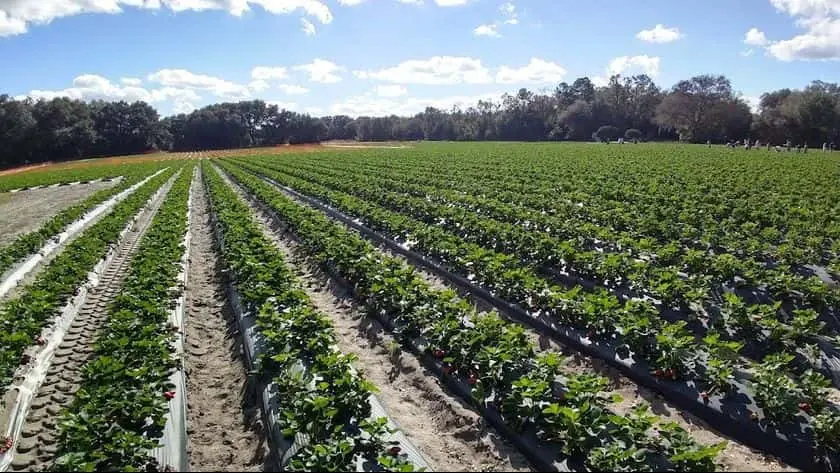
<box><xmin>2</xmin><ymin>74</ymin><xmax>839</xmax><ymax>168</ymax></box>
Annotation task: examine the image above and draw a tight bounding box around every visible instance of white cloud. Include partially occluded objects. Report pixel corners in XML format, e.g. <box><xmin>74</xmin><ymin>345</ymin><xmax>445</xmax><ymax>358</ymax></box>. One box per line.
<box><xmin>500</xmin><ymin>1</ymin><xmax>517</xmax><ymax>24</ymax></box>
<box><xmin>741</xmin><ymin>48</ymin><xmax>755</xmax><ymax>56</ymax></box>
<box><xmin>249</xmin><ymin>79</ymin><xmax>271</xmax><ymax>92</ymax></box>
<box><xmin>16</xmin><ymin>74</ymin><xmax>202</xmax><ymax>116</ymax></box>
<box><xmin>758</xmin><ymin>1</ymin><xmax>840</xmax><ymax>61</ymax></box>
<box><xmin>636</xmin><ymin>24</ymin><xmax>683</xmax><ymax>43</ymax></box>
<box><xmin>607</xmin><ymin>55</ymin><xmax>661</xmax><ymax>77</ymax></box>
<box><xmin>355</xmin><ymin>56</ymin><xmax>492</xmax><ymax>85</ymax></box>
<box><xmin>330</xmin><ymin>91</ymin><xmax>501</xmax><ymax>117</ymax></box>
<box><xmin>473</xmin><ymin>24</ymin><xmax>499</xmax><ymax>37</ymax></box>
<box><xmin>768</xmin><ymin>17</ymin><xmax>840</xmax><ymax>60</ymax></box>
<box><xmin>591</xmin><ymin>76</ymin><xmax>609</xmax><ymax>87</ymax></box>
<box><xmin>473</xmin><ymin>2</ymin><xmax>517</xmax><ymax>37</ymax></box>
<box><xmin>301</xmin><ymin>17</ymin><xmax>315</xmax><ymax>35</ymax></box>
<box><xmin>294</xmin><ymin>58</ymin><xmax>343</xmax><ymax>83</ymax></box>
<box><xmin>148</xmin><ymin>68</ymin><xmax>251</xmax><ymax>99</ymax></box>
<box><xmin>770</xmin><ymin>0</ymin><xmax>840</xmax><ymax>18</ymax></box>
<box><xmin>591</xmin><ymin>55</ymin><xmax>661</xmax><ymax>86</ymax></box>
<box><xmin>376</xmin><ymin>85</ymin><xmax>408</xmax><ymax>97</ymax></box>
<box><xmin>278</xmin><ymin>83</ymin><xmax>309</xmax><ymax>94</ymax></box>
<box><xmin>0</xmin><ymin>0</ymin><xmax>333</xmax><ymax>37</ymax></box>
<box><xmin>172</xmin><ymin>100</ymin><xmax>198</xmax><ymax>114</ymax></box>
<box><xmin>744</xmin><ymin>27</ymin><xmax>769</xmax><ymax>46</ymax></box>
<box><xmin>496</xmin><ymin>58</ymin><xmax>566</xmax><ymax>84</ymax></box>
<box><xmin>120</xmin><ymin>77</ymin><xmax>143</xmax><ymax>86</ymax></box>
<box><xmin>251</xmin><ymin>66</ymin><xmax>288</xmax><ymax>81</ymax></box>
<box><xmin>0</xmin><ymin>10</ymin><xmax>27</xmax><ymax>36</ymax></box>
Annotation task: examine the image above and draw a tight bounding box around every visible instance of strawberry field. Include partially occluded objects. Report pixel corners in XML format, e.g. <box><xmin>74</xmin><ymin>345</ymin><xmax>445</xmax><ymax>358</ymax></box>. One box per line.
<box><xmin>0</xmin><ymin>142</ymin><xmax>838</xmax><ymax>472</ymax></box>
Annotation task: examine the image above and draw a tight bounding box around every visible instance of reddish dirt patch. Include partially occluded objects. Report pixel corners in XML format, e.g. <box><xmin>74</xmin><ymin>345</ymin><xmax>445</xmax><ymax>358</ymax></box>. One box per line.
<box><xmin>0</xmin><ymin>163</ymin><xmax>49</xmax><ymax>176</ymax></box>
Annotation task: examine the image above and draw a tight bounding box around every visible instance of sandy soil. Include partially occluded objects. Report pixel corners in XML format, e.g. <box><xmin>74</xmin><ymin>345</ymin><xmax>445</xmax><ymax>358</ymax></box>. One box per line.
<box><xmin>218</xmin><ymin>166</ymin><xmax>530</xmax><ymax>472</ymax></box>
<box><xmin>0</xmin><ymin>180</ymin><xmax>117</xmax><ymax>246</ymax></box>
<box><xmin>183</xmin><ymin>170</ymin><xmax>267</xmax><ymax>471</ymax></box>
<box><xmin>0</xmin><ymin>163</ymin><xmax>49</xmax><ymax>177</ymax></box>
<box><xmin>248</xmin><ymin>171</ymin><xmax>798</xmax><ymax>472</ymax></box>
<box><xmin>3</xmin><ymin>175</ymin><xmax>173</xmax><ymax>471</ymax></box>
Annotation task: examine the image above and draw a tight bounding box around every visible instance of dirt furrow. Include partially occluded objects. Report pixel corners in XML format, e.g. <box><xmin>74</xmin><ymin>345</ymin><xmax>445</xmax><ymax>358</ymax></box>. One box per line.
<box><xmin>217</xmin><ymin>165</ymin><xmax>531</xmax><ymax>472</ymax></box>
<box><xmin>183</xmin><ymin>170</ymin><xmax>266</xmax><ymax>471</ymax></box>
<box><xmin>7</xmin><ymin>177</ymin><xmax>175</xmax><ymax>472</ymax></box>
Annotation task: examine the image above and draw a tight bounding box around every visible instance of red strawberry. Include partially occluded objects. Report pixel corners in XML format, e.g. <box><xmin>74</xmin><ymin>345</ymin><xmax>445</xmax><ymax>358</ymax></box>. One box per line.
<box><xmin>653</xmin><ymin>369</ymin><xmax>664</xmax><ymax>378</ymax></box>
<box><xmin>35</xmin><ymin>336</ymin><xmax>46</xmax><ymax>346</ymax></box>
<box><xmin>467</xmin><ymin>374</ymin><xmax>478</xmax><ymax>385</ymax></box>
<box><xmin>700</xmin><ymin>392</ymin><xmax>709</xmax><ymax>401</ymax></box>
<box><xmin>163</xmin><ymin>391</ymin><xmax>176</xmax><ymax>400</ymax></box>
<box><xmin>799</xmin><ymin>402</ymin><xmax>812</xmax><ymax>412</ymax></box>
<box><xmin>387</xmin><ymin>446</ymin><xmax>402</xmax><ymax>456</ymax></box>
<box><xmin>433</xmin><ymin>349</ymin><xmax>445</xmax><ymax>359</ymax></box>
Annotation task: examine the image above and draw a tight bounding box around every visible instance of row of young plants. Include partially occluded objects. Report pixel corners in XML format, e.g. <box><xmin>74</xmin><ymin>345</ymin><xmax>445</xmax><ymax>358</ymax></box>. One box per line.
<box><xmin>0</xmin><ymin>165</ymin><xmax>126</xmax><ymax>193</ymax></box>
<box><xmin>201</xmin><ymin>162</ymin><xmax>420</xmax><ymax>472</ymax></box>
<box><xmin>244</xmin><ymin>156</ymin><xmax>835</xmax><ymax>369</ymax></box>
<box><xmin>0</xmin><ymin>163</ymin><xmax>163</xmax><ymax>277</ymax></box>
<box><xmin>306</xmin><ymin>146</ymin><xmax>840</xmax><ymax>284</ymax></box>
<box><xmin>47</xmin><ymin>164</ymin><xmax>194</xmax><ymax>471</ymax></box>
<box><xmin>278</xmin><ymin>154</ymin><xmax>839</xmax><ymax>326</ymax></box>
<box><xmin>0</xmin><ymin>166</ymin><xmax>175</xmax><ymax>391</ymax></box>
<box><xmin>231</xmin><ymin>158</ymin><xmax>840</xmax><ymax>461</ymax></box>
<box><xmin>218</xmin><ymin>159</ymin><xmax>727</xmax><ymax>472</ymax></box>
<box><xmin>334</xmin><ymin>144</ymin><xmax>839</xmax><ymax>273</ymax></box>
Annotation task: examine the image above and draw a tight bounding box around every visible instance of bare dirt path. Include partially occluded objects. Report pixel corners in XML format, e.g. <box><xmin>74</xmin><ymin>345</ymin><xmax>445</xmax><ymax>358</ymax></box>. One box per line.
<box><xmin>183</xmin><ymin>170</ymin><xmax>267</xmax><ymax>472</ymax></box>
<box><xmin>217</xmin><ymin>165</ymin><xmax>531</xmax><ymax>472</ymax></box>
<box><xmin>4</xmin><ymin>176</ymin><xmax>174</xmax><ymax>471</ymax></box>
<box><xmin>0</xmin><ymin>180</ymin><xmax>118</xmax><ymax>246</ymax></box>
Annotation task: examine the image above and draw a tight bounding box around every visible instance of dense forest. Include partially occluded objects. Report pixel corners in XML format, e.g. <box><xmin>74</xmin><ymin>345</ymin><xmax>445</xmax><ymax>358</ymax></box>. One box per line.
<box><xmin>1</xmin><ymin>74</ymin><xmax>839</xmax><ymax>168</ymax></box>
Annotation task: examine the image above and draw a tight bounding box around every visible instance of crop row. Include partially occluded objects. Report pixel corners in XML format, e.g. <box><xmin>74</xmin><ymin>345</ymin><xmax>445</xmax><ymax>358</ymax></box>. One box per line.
<box><xmin>275</xmin><ymin>154</ymin><xmax>839</xmax><ymax>327</ymax></box>
<box><xmin>241</xmin><ymin>156</ymin><xmax>837</xmax><ymax>379</ymax></box>
<box><xmin>0</xmin><ymin>165</ymin><xmax>126</xmax><ymax>193</ymax></box>
<box><xmin>0</xmin><ymin>163</ymin><xmax>164</xmax><ymax>277</ymax></box>
<box><xmin>47</xmin><ymin>164</ymin><xmax>193</xmax><ymax>471</ymax></box>
<box><xmin>325</xmin><ymin>145</ymin><xmax>839</xmax><ymax>272</ymax></box>
<box><xmin>218</xmin><ymin>159</ymin><xmax>726</xmax><ymax>472</ymax></box>
<box><xmin>0</xmin><ymin>166</ymin><xmax>175</xmax><ymax>391</ymax></box>
<box><xmin>202</xmin><ymin>162</ymin><xmax>420</xmax><ymax>471</ymax></box>
<box><xmin>300</xmin><ymin>150</ymin><xmax>839</xmax><ymax>310</ymax></box>
<box><xmin>229</xmin><ymin>157</ymin><xmax>840</xmax><ymax>466</ymax></box>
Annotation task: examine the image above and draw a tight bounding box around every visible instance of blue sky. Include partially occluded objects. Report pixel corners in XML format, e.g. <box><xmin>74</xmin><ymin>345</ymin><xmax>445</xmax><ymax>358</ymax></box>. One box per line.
<box><xmin>2</xmin><ymin>0</ymin><xmax>840</xmax><ymax>116</ymax></box>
